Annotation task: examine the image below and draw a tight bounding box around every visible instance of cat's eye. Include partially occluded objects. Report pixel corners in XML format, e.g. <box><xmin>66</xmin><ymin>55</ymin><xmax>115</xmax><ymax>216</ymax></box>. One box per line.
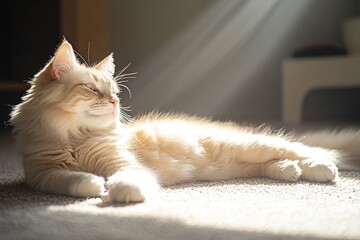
<box><xmin>84</xmin><ymin>84</ymin><xmax>98</xmax><ymax>94</ymax></box>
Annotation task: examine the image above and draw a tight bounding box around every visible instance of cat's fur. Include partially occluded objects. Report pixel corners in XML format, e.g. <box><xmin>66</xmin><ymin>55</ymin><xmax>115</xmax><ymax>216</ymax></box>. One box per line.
<box><xmin>10</xmin><ymin>40</ymin><xmax>360</xmax><ymax>203</ymax></box>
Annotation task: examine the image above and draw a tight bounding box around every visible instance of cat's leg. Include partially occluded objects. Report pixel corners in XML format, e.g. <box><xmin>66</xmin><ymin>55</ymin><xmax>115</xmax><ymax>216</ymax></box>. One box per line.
<box><xmin>67</xmin><ymin>172</ymin><xmax>106</xmax><ymax>197</ymax></box>
<box><xmin>297</xmin><ymin>147</ymin><xmax>339</xmax><ymax>182</ymax></box>
<box><xmin>236</xmin><ymin>142</ymin><xmax>339</xmax><ymax>182</ymax></box>
<box><xmin>234</xmin><ymin>140</ymin><xmax>339</xmax><ymax>182</ymax></box>
<box><xmin>85</xmin><ymin>147</ymin><xmax>160</xmax><ymax>203</ymax></box>
<box><xmin>25</xmin><ymin>168</ymin><xmax>105</xmax><ymax>197</ymax></box>
<box><xmin>105</xmin><ymin>167</ymin><xmax>159</xmax><ymax>203</ymax></box>
<box><xmin>262</xmin><ymin>159</ymin><xmax>302</xmax><ymax>182</ymax></box>
<box><xmin>200</xmin><ymin>131</ymin><xmax>339</xmax><ymax>182</ymax></box>
<box><xmin>194</xmin><ymin>160</ymin><xmax>302</xmax><ymax>183</ymax></box>
<box><xmin>201</xmin><ymin>132</ymin><xmax>305</xmax><ymax>165</ymax></box>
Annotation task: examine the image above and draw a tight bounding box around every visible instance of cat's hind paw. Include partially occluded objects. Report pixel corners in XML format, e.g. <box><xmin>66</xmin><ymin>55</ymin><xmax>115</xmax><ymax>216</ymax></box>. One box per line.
<box><xmin>299</xmin><ymin>159</ymin><xmax>339</xmax><ymax>182</ymax></box>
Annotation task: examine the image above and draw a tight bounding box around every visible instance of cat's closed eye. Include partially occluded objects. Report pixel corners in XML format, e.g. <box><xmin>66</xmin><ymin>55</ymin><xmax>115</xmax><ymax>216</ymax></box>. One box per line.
<box><xmin>84</xmin><ymin>84</ymin><xmax>98</xmax><ymax>94</ymax></box>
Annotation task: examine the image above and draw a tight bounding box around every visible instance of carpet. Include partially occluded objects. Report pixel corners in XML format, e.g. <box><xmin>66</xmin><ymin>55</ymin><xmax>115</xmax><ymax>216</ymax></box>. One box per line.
<box><xmin>1</xmin><ymin>130</ymin><xmax>360</xmax><ymax>240</ymax></box>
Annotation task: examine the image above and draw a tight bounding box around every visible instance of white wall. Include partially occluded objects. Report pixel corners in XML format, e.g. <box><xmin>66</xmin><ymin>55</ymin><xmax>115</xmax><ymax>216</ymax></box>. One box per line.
<box><xmin>109</xmin><ymin>0</ymin><xmax>358</xmax><ymax>122</ymax></box>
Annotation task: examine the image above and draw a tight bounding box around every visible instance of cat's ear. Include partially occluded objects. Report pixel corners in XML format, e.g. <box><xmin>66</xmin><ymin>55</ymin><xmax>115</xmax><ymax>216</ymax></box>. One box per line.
<box><xmin>52</xmin><ymin>40</ymin><xmax>78</xmax><ymax>80</ymax></box>
<box><xmin>95</xmin><ymin>53</ymin><xmax>115</xmax><ymax>76</ymax></box>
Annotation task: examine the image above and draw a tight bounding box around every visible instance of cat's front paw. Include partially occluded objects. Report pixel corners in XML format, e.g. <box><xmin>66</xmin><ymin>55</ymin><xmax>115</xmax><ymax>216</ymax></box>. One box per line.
<box><xmin>69</xmin><ymin>174</ymin><xmax>106</xmax><ymax>197</ymax></box>
<box><xmin>299</xmin><ymin>159</ymin><xmax>339</xmax><ymax>182</ymax></box>
<box><xmin>106</xmin><ymin>169</ymin><xmax>159</xmax><ymax>203</ymax></box>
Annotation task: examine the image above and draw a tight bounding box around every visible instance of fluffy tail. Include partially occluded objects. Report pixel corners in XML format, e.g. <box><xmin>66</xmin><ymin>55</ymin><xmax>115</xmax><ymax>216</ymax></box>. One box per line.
<box><xmin>296</xmin><ymin>129</ymin><xmax>360</xmax><ymax>171</ymax></box>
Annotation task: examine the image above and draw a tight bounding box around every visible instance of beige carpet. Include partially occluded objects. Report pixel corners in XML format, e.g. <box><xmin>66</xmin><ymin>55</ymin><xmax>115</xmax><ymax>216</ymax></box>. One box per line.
<box><xmin>1</xmin><ymin>130</ymin><xmax>360</xmax><ymax>240</ymax></box>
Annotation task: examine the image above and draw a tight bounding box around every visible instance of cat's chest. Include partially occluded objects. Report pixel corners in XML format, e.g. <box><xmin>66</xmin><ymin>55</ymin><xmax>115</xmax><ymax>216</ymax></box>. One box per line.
<box><xmin>69</xmin><ymin>135</ymin><xmax>129</xmax><ymax>176</ymax></box>
<box><xmin>71</xmin><ymin>135</ymin><xmax>116</xmax><ymax>160</ymax></box>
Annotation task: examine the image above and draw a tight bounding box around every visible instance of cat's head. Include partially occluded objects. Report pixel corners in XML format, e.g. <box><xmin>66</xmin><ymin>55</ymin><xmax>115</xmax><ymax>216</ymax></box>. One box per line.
<box><xmin>11</xmin><ymin>40</ymin><xmax>123</xmax><ymax>140</ymax></box>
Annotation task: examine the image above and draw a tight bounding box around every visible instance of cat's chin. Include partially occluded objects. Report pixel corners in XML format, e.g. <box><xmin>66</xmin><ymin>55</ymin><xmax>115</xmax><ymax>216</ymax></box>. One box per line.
<box><xmin>82</xmin><ymin>113</ymin><xmax>118</xmax><ymax>130</ymax></box>
<box><xmin>85</xmin><ymin>110</ymin><xmax>115</xmax><ymax>118</ymax></box>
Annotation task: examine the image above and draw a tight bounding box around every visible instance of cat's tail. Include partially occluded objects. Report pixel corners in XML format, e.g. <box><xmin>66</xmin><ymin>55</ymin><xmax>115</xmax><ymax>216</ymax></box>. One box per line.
<box><xmin>297</xmin><ymin>129</ymin><xmax>360</xmax><ymax>171</ymax></box>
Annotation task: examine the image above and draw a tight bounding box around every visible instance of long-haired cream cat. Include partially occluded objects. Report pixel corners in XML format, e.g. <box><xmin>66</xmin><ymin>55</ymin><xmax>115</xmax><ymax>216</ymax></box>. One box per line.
<box><xmin>10</xmin><ymin>40</ymin><xmax>360</xmax><ymax>203</ymax></box>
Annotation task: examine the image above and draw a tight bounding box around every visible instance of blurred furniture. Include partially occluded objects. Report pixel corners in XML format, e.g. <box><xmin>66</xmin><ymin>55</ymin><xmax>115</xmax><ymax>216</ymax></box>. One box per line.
<box><xmin>60</xmin><ymin>0</ymin><xmax>111</xmax><ymax>61</ymax></box>
<box><xmin>282</xmin><ymin>55</ymin><xmax>360</xmax><ymax>123</ymax></box>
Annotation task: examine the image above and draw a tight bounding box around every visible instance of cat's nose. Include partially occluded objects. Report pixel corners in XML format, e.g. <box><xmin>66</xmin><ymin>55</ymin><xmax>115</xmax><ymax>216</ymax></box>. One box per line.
<box><xmin>109</xmin><ymin>98</ymin><xmax>118</xmax><ymax>106</ymax></box>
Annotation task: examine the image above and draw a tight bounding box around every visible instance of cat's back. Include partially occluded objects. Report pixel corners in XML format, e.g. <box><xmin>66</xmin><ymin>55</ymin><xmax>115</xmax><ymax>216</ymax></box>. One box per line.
<box><xmin>129</xmin><ymin>112</ymin><xmax>257</xmax><ymax>137</ymax></box>
<box><xmin>127</xmin><ymin>112</ymin><xmax>255</xmax><ymax>155</ymax></box>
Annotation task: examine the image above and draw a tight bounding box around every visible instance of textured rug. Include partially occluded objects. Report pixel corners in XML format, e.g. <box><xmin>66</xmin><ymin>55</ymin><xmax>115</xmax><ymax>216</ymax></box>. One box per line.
<box><xmin>1</xmin><ymin>131</ymin><xmax>360</xmax><ymax>240</ymax></box>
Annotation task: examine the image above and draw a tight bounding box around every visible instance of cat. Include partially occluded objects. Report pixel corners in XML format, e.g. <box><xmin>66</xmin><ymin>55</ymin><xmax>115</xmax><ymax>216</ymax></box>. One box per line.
<box><xmin>10</xmin><ymin>40</ymin><xmax>360</xmax><ymax>203</ymax></box>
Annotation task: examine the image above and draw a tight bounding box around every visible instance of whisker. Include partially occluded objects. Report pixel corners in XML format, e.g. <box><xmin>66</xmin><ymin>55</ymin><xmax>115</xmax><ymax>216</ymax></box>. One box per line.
<box><xmin>114</xmin><ymin>74</ymin><xmax>137</xmax><ymax>83</ymax></box>
<box><xmin>88</xmin><ymin>41</ymin><xmax>90</xmax><ymax>64</ymax></box>
<box><xmin>119</xmin><ymin>111</ymin><xmax>133</xmax><ymax>124</ymax></box>
<box><xmin>118</xmin><ymin>84</ymin><xmax>132</xmax><ymax>99</ymax></box>
<box><xmin>119</xmin><ymin>72</ymin><xmax>138</xmax><ymax>77</ymax></box>
<box><xmin>121</xmin><ymin>106</ymin><xmax>132</xmax><ymax>112</ymax></box>
<box><xmin>114</xmin><ymin>64</ymin><xmax>137</xmax><ymax>83</ymax></box>
<box><xmin>117</xmin><ymin>76</ymin><xmax>137</xmax><ymax>81</ymax></box>
<box><xmin>117</xmin><ymin>80</ymin><xmax>128</xmax><ymax>85</ymax></box>
<box><xmin>74</xmin><ymin>50</ymin><xmax>90</xmax><ymax>67</ymax></box>
<box><xmin>116</xmin><ymin>63</ymin><xmax>132</xmax><ymax>76</ymax></box>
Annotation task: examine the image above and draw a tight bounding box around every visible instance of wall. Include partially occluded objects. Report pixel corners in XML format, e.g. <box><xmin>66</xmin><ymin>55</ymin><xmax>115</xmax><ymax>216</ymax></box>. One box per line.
<box><xmin>109</xmin><ymin>0</ymin><xmax>358</xmax><ymax>122</ymax></box>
